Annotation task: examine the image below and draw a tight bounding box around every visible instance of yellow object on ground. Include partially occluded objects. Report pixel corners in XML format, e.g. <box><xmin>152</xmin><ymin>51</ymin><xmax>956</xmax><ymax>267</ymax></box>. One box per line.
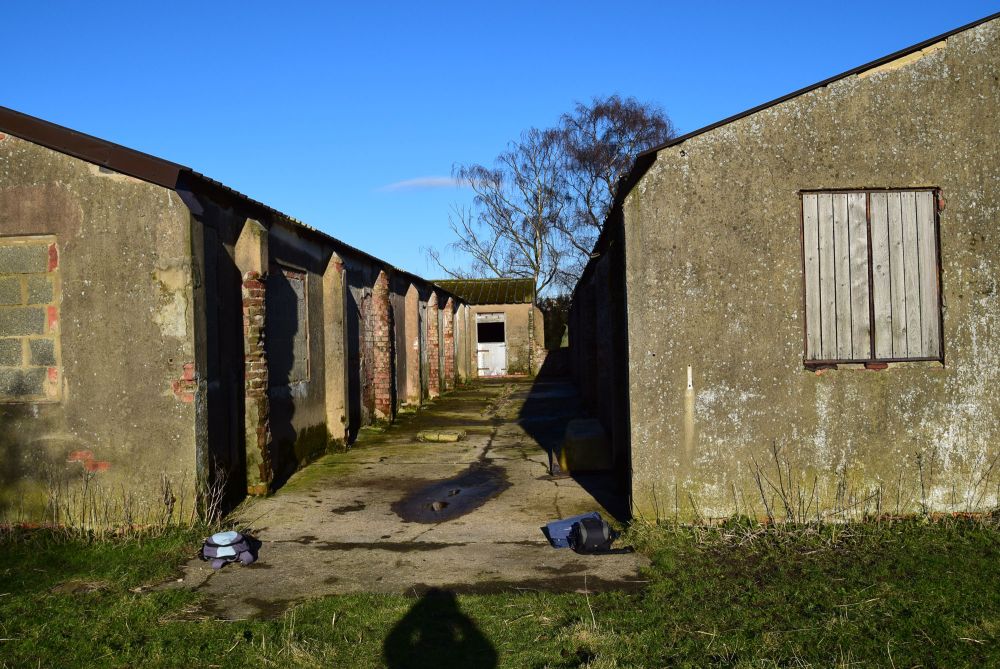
<box><xmin>417</xmin><ymin>430</ymin><xmax>466</xmax><ymax>443</ymax></box>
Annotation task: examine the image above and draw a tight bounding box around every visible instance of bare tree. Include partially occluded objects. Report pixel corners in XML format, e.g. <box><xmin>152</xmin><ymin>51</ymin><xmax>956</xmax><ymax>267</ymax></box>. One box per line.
<box><xmin>428</xmin><ymin>127</ymin><xmax>568</xmax><ymax>295</ymax></box>
<box><xmin>430</xmin><ymin>95</ymin><xmax>673</xmax><ymax>294</ymax></box>
<box><xmin>556</xmin><ymin>95</ymin><xmax>675</xmax><ymax>281</ymax></box>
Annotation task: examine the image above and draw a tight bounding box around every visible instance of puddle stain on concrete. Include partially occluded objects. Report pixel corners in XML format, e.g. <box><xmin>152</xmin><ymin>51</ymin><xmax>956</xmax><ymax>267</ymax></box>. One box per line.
<box><xmin>390</xmin><ymin>462</ymin><xmax>511</xmax><ymax>523</ymax></box>
<box><xmin>331</xmin><ymin>500</ymin><xmax>367</xmax><ymax>513</ymax></box>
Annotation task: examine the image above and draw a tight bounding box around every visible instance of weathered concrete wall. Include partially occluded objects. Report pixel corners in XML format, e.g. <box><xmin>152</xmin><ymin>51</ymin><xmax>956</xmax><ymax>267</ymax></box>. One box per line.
<box><xmin>0</xmin><ymin>133</ymin><xmax>198</xmax><ymax>523</ymax></box>
<box><xmin>469</xmin><ymin>303</ymin><xmax>541</xmax><ymax>375</ymax></box>
<box><xmin>0</xmin><ymin>121</ymin><xmax>469</xmax><ymax>521</ymax></box>
<box><xmin>443</xmin><ymin>298</ymin><xmax>456</xmax><ymax>390</ymax></box>
<box><xmin>400</xmin><ymin>285</ymin><xmax>420</xmax><ymax>403</ymax></box>
<box><xmin>622</xmin><ymin>20</ymin><xmax>1000</xmax><ymax>519</ymax></box>
<box><xmin>456</xmin><ymin>304</ymin><xmax>470</xmax><ymax>383</ymax></box>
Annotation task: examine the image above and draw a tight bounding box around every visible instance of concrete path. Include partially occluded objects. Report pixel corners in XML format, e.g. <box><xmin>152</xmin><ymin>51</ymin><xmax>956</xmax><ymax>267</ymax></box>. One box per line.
<box><xmin>172</xmin><ymin>378</ymin><xmax>648</xmax><ymax>619</ymax></box>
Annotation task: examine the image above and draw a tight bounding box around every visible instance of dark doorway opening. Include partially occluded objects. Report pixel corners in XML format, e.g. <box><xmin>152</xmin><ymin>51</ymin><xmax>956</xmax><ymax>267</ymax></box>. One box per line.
<box><xmin>477</xmin><ymin>321</ymin><xmax>505</xmax><ymax>343</ymax></box>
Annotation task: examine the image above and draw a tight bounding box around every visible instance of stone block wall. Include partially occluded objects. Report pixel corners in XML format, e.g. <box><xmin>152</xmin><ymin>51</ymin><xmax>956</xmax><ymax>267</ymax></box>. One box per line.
<box><xmin>0</xmin><ymin>237</ymin><xmax>60</xmax><ymax>402</ymax></box>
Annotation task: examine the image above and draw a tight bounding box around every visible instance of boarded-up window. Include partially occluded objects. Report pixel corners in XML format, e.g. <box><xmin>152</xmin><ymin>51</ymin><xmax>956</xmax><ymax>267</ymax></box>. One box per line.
<box><xmin>802</xmin><ymin>190</ymin><xmax>941</xmax><ymax>363</ymax></box>
<box><xmin>266</xmin><ymin>266</ymin><xmax>309</xmax><ymax>385</ymax></box>
<box><xmin>0</xmin><ymin>236</ymin><xmax>61</xmax><ymax>402</ymax></box>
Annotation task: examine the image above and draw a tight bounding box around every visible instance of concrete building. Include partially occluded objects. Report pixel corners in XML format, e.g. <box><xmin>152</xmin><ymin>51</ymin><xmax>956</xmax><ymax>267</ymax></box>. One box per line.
<box><xmin>571</xmin><ymin>13</ymin><xmax>1000</xmax><ymax>520</ymax></box>
<box><xmin>434</xmin><ymin>278</ymin><xmax>544</xmax><ymax>377</ymax></box>
<box><xmin>0</xmin><ymin>107</ymin><xmax>468</xmax><ymax>523</ymax></box>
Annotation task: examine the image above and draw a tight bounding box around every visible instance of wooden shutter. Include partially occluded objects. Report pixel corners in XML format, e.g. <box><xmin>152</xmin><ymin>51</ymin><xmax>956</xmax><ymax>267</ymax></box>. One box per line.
<box><xmin>803</xmin><ymin>193</ymin><xmax>871</xmax><ymax>361</ymax></box>
<box><xmin>869</xmin><ymin>190</ymin><xmax>940</xmax><ymax>359</ymax></box>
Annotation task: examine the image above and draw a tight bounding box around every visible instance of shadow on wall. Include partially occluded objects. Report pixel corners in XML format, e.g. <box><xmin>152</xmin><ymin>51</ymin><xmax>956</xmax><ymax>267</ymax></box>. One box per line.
<box><xmin>265</xmin><ymin>267</ymin><xmax>300</xmax><ymax>491</ymax></box>
<box><xmin>207</xmin><ymin>231</ymin><xmax>248</xmax><ymax>516</ymax></box>
<box><xmin>388</xmin><ymin>301</ymin><xmax>398</xmax><ymax>415</ymax></box>
<box><xmin>0</xmin><ymin>405</ymin><xmax>55</xmax><ymax>519</ymax></box>
<box><xmin>516</xmin><ymin>351</ymin><xmax>630</xmax><ymax>522</ymax></box>
<box><xmin>346</xmin><ymin>283</ymin><xmax>363</xmax><ymax>443</ymax></box>
<box><xmin>383</xmin><ymin>589</ymin><xmax>497</xmax><ymax>669</ymax></box>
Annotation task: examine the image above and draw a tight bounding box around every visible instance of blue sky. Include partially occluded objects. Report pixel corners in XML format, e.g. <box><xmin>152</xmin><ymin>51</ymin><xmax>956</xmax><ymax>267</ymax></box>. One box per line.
<box><xmin>2</xmin><ymin>2</ymin><xmax>996</xmax><ymax>279</ymax></box>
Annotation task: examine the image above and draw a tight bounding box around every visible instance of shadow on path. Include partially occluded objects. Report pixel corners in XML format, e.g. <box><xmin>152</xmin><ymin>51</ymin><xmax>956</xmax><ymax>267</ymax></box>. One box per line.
<box><xmin>383</xmin><ymin>588</ymin><xmax>497</xmax><ymax>669</ymax></box>
<box><xmin>517</xmin><ymin>352</ymin><xmax>630</xmax><ymax>522</ymax></box>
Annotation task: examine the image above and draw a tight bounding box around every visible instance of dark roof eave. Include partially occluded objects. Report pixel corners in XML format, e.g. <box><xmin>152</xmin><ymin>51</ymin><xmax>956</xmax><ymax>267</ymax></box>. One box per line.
<box><xmin>0</xmin><ymin>106</ymin><xmax>458</xmax><ymax>302</ymax></box>
<box><xmin>0</xmin><ymin>105</ymin><xmax>185</xmax><ymax>189</ymax></box>
<box><xmin>636</xmin><ymin>10</ymin><xmax>1000</xmax><ymax>160</ymax></box>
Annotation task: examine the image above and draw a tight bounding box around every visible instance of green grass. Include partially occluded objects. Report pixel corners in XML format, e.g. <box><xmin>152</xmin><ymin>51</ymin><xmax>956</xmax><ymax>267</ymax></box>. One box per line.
<box><xmin>2</xmin><ymin>519</ymin><xmax>999</xmax><ymax>668</ymax></box>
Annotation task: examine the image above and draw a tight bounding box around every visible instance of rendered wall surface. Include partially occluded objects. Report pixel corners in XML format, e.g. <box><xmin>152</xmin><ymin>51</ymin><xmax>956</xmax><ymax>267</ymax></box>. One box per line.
<box><xmin>622</xmin><ymin>21</ymin><xmax>1000</xmax><ymax>519</ymax></box>
<box><xmin>0</xmin><ymin>133</ymin><xmax>198</xmax><ymax>522</ymax></box>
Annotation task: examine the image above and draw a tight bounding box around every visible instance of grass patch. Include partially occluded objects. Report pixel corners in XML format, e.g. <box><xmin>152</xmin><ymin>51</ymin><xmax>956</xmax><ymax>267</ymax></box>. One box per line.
<box><xmin>1</xmin><ymin>519</ymin><xmax>999</xmax><ymax>667</ymax></box>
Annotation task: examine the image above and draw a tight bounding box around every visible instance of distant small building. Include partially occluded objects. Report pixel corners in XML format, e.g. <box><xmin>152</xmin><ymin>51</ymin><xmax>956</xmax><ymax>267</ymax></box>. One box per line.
<box><xmin>434</xmin><ymin>279</ymin><xmax>544</xmax><ymax>377</ymax></box>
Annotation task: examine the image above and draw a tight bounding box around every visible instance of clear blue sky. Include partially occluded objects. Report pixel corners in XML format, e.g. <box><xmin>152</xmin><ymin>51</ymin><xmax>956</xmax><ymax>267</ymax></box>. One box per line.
<box><xmin>2</xmin><ymin>2</ymin><xmax>996</xmax><ymax>279</ymax></box>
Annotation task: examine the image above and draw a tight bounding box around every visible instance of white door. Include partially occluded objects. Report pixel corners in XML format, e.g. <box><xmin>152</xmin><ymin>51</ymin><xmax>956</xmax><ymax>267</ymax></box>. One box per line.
<box><xmin>477</xmin><ymin>342</ymin><xmax>507</xmax><ymax>376</ymax></box>
<box><xmin>476</xmin><ymin>313</ymin><xmax>506</xmax><ymax>376</ymax></box>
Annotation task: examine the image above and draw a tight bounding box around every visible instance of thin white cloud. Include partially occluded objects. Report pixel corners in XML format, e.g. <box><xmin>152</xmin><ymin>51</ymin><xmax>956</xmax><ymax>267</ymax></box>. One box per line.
<box><xmin>377</xmin><ymin>176</ymin><xmax>466</xmax><ymax>192</ymax></box>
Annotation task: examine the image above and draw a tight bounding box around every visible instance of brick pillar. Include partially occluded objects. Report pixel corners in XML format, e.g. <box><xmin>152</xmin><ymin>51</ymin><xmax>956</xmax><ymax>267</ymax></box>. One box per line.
<box><xmin>443</xmin><ymin>298</ymin><xmax>455</xmax><ymax>391</ymax></box>
<box><xmin>360</xmin><ymin>290</ymin><xmax>374</xmax><ymax>421</ymax></box>
<box><xmin>427</xmin><ymin>293</ymin><xmax>440</xmax><ymax>398</ymax></box>
<box><xmin>242</xmin><ymin>270</ymin><xmax>271</xmax><ymax>495</ymax></box>
<box><xmin>372</xmin><ymin>271</ymin><xmax>393</xmax><ymax>420</ymax></box>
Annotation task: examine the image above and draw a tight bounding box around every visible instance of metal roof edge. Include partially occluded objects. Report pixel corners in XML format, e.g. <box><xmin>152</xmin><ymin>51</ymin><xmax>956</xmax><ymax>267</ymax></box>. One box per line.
<box><xmin>191</xmin><ymin>175</ymin><xmax>458</xmax><ymax>297</ymax></box>
<box><xmin>433</xmin><ymin>277</ymin><xmax>535</xmax><ymax>304</ymax></box>
<box><xmin>0</xmin><ymin>105</ymin><xmax>186</xmax><ymax>188</ymax></box>
<box><xmin>0</xmin><ymin>106</ymin><xmax>455</xmax><ymax>300</ymax></box>
<box><xmin>637</xmin><ymin>10</ymin><xmax>1000</xmax><ymax>159</ymax></box>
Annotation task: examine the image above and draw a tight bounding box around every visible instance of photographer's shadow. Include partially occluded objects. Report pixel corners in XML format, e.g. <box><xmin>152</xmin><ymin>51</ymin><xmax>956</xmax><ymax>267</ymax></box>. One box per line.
<box><xmin>383</xmin><ymin>588</ymin><xmax>497</xmax><ymax>669</ymax></box>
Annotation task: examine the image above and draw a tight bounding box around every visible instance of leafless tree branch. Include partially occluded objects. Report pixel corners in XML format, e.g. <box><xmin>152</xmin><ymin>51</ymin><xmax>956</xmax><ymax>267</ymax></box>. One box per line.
<box><xmin>428</xmin><ymin>95</ymin><xmax>673</xmax><ymax>294</ymax></box>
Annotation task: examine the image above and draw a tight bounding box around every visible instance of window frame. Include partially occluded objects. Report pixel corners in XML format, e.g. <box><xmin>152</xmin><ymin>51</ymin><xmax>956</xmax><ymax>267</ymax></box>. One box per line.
<box><xmin>798</xmin><ymin>187</ymin><xmax>945</xmax><ymax>368</ymax></box>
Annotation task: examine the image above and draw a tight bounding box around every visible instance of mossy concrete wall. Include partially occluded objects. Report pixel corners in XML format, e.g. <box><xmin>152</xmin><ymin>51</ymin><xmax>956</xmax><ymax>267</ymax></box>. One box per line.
<box><xmin>0</xmin><ymin>133</ymin><xmax>198</xmax><ymax>523</ymax></box>
<box><xmin>623</xmin><ymin>20</ymin><xmax>1000</xmax><ymax>519</ymax></box>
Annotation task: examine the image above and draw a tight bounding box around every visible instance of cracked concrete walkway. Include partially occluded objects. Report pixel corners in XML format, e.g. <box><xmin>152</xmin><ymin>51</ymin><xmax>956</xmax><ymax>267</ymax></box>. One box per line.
<box><xmin>172</xmin><ymin>378</ymin><xmax>647</xmax><ymax>619</ymax></box>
